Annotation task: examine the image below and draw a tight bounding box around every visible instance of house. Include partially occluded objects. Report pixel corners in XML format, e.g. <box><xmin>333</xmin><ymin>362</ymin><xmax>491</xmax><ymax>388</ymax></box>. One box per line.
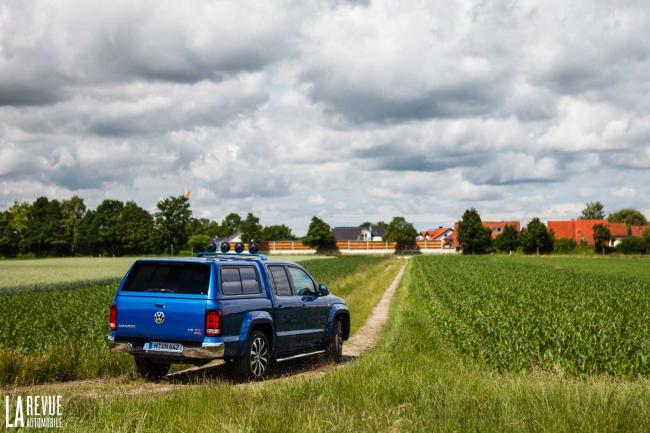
<box><xmin>630</xmin><ymin>225</ymin><xmax>650</xmax><ymax>237</ymax></box>
<box><xmin>546</xmin><ymin>220</ymin><xmax>627</xmax><ymax>246</ymax></box>
<box><xmin>452</xmin><ymin>221</ymin><xmax>520</xmax><ymax>248</ymax></box>
<box><xmin>332</xmin><ymin>225</ymin><xmax>385</xmax><ymax>242</ymax></box>
<box><xmin>418</xmin><ymin>227</ymin><xmax>453</xmax><ymax>241</ymax></box>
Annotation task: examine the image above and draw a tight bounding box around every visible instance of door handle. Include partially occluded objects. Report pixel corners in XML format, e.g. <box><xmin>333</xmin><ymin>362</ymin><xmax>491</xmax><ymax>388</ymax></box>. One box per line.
<box><xmin>277</xmin><ymin>304</ymin><xmax>284</xmax><ymax>310</ymax></box>
<box><xmin>301</xmin><ymin>304</ymin><xmax>308</xmax><ymax>309</ymax></box>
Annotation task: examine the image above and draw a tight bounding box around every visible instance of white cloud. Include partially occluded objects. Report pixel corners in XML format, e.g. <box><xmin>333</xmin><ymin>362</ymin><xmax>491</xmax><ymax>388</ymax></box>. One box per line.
<box><xmin>0</xmin><ymin>0</ymin><xmax>649</xmax><ymax>233</ymax></box>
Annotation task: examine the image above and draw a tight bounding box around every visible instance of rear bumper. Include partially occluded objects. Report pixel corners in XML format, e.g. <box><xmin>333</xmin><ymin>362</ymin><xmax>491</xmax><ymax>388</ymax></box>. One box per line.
<box><xmin>107</xmin><ymin>335</ymin><xmax>224</xmax><ymax>360</ymax></box>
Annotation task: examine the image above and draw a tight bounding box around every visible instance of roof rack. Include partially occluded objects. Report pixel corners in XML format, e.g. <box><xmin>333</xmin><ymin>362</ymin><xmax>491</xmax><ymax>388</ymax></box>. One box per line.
<box><xmin>195</xmin><ymin>252</ymin><xmax>267</xmax><ymax>260</ymax></box>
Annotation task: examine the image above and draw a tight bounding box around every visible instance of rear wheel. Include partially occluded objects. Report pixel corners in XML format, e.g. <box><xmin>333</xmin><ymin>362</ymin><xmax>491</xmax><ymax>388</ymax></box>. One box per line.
<box><xmin>325</xmin><ymin>319</ymin><xmax>343</xmax><ymax>363</ymax></box>
<box><xmin>133</xmin><ymin>356</ymin><xmax>170</xmax><ymax>381</ymax></box>
<box><xmin>232</xmin><ymin>330</ymin><xmax>270</xmax><ymax>381</ymax></box>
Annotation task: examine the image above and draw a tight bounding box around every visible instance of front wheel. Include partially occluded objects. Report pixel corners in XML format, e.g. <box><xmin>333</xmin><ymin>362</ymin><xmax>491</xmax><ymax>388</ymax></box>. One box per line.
<box><xmin>325</xmin><ymin>319</ymin><xmax>343</xmax><ymax>363</ymax></box>
<box><xmin>133</xmin><ymin>356</ymin><xmax>170</xmax><ymax>381</ymax></box>
<box><xmin>232</xmin><ymin>330</ymin><xmax>270</xmax><ymax>381</ymax></box>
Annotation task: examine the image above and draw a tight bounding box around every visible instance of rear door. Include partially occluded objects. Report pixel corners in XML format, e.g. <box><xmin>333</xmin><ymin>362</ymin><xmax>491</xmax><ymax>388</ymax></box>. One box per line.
<box><xmin>267</xmin><ymin>265</ymin><xmax>302</xmax><ymax>352</ymax></box>
<box><xmin>115</xmin><ymin>261</ymin><xmax>211</xmax><ymax>344</ymax></box>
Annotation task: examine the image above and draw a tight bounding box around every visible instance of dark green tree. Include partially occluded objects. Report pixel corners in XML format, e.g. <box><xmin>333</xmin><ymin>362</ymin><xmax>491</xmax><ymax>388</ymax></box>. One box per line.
<box><xmin>188</xmin><ymin>234</ymin><xmax>211</xmax><ymax>252</ymax></box>
<box><xmin>260</xmin><ymin>224</ymin><xmax>296</xmax><ymax>241</ymax></box>
<box><xmin>384</xmin><ymin>216</ymin><xmax>418</xmax><ymax>245</ymax></box>
<box><xmin>76</xmin><ymin>210</ymin><xmax>99</xmax><ymax>255</ymax></box>
<box><xmin>303</xmin><ymin>216</ymin><xmax>336</xmax><ymax>250</ymax></box>
<box><xmin>607</xmin><ymin>208</ymin><xmax>648</xmax><ymax>227</ymax></box>
<box><xmin>21</xmin><ymin>197</ymin><xmax>67</xmax><ymax>256</ymax></box>
<box><xmin>61</xmin><ymin>196</ymin><xmax>86</xmax><ymax>255</ymax></box>
<box><xmin>617</xmin><ymin>236</ymin><xmax>646</xmax><ymax>254</ymax></box>
<box><xmin>218</xmin><ymin>213</ymin><xmax>242</xmax><ymax>237</ymax></box>
<box><xmin>520</xmin><ymin>218</ymin><xmax>554</xmax><ymax>255</ymax></box>
<box><xmin>359</xmin><ymin>221</ymin><xmax>373</xmax><ymax>229</ymax></box>
<box><xmin>579</xmin><ymin>201</ymin><xmax>605</xmax><ymax>220</ymax></box>
<box><xmin>190</xmin><ymin>218</ymin><xmax>220</xmax><ymax>238</ymax></box>
<box><xmin>95</xmin><ymin>200</ymin><xmax>125</xmax><ymax>256</ymax></box>
<box><xmin>493</xmin><ymin>224</ymin><xmax>519</xmax><ymax>253</ymax></box>
<box><xmin>644</xmin><ymin>229</ymin><xmax>650</xmax><ymax>253</ymax></box>
<box><xmin>0</xmin><ymin>202</ymin><xmax>30</xmax><ymax>257</ymax></box>
<box><xmin>154</xmin><ymin>195</ymin><xmax>192</xmax><ymax>255</ymax></box>
<box><xmin>553</xmin><ymin>238</ymin><xmax>577</xmax><ymax>254</ymax></box>
<box><xmin>120</xmin><ymin>201</ymin><xmax>153</xmax><ymax>255</ymax></box>
<box><xmin>457</xmin><ymin>208</ymin><xmax>492</xmax><ymax>254</ymax></box>
<box><xmin>240</xmin><ymin>213</ymin><xmax>263</xmax><ymax>243</ymax></box>
<box><xmin>592</xmin><ymin>223</ymin><xmax>611</xmax><ymax>254</ymax></box>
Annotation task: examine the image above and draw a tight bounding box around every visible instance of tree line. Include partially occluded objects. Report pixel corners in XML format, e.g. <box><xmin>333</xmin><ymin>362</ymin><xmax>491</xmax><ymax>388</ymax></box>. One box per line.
<box><xmin>0</xmin><ymin>195</ymin><xmax>420</xmax><ymax>258</ymax></box>
<box><xmin>457</xmin><ymin>204</ymin><xmax>650</xmax><ymax>255</ymax></box>
<box><xmin>0</xmin><ymin>195</ymin><xmax>298</xmax><ymax>258</ymax></box>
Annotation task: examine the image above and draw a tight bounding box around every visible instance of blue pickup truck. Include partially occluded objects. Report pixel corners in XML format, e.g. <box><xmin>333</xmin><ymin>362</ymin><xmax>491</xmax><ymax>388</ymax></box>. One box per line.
<box><xmin>107</xmin><ymin>250</ymin><xmax>350</xmax><ymax>380</ymax></box>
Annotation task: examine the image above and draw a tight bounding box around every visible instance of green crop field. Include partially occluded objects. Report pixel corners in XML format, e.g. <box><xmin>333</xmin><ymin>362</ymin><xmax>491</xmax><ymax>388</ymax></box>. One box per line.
<box><xmin>0</xmin><ymin>255</ymin><xmax>390</xmax><ymax>385</ymax></box>
<box><xmin>48</xmin><ymin>256</ymin><xmax>650</xmax><ymax>433</ymax></box>
<box><xmin>414</xmin><ymin>255</ymin><xmax>650</xmax><ymax>378</ymax></box>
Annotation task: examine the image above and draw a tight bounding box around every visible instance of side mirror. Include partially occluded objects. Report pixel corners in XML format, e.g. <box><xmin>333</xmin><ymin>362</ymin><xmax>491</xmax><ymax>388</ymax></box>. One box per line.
<box><xmin>318</xmin><ymin>284</ymin><xmax>330</xmax><ymax>296</ymax></box>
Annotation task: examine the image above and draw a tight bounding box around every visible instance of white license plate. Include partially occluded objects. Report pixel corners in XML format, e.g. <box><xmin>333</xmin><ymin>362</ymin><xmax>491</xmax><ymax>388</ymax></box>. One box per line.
<box><xmin>144</xmin><ymin>342</ymin><xmax>183</xmax><ymax>353</ymax></box>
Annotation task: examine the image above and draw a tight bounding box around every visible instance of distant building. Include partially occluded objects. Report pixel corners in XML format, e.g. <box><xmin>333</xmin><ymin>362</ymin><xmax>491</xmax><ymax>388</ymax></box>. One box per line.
<box><xmin>546</xmin><ymin>220</ymin><xmax>627</xmax><ymax>246</ymax></box>
<box><xmin>630</xmin><ymin>225</ymin><xmax>650</xmax><ymax>237</ymax></box>
<box><xmin>332</xmin><ymin>225</ymin><xmax>385</xmax><ymax>241</ymax></box>
<box><xmin>418</xmin><ymin>227</ymin><xmax>453</xmax><ymax>241</ymax></box>
<box><xmin>452</xmin><ymin>221</ymin><xmax>520</xmax><ymax>248</ymax></box>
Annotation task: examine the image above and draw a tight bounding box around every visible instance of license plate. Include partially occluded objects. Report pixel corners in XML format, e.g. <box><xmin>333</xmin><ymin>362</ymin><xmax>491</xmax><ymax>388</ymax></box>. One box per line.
<box><xmin>144</xmin><ymin>342</ymin><xmax>183</xmax><ymax>353</ymax></box>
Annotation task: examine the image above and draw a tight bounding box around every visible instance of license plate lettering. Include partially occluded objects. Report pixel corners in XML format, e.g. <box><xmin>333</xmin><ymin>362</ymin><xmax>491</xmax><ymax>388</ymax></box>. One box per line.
<box><xmin>144</xmin><ymin>342</ymin><xmax>183</xmax><ymax>353</ymax></box>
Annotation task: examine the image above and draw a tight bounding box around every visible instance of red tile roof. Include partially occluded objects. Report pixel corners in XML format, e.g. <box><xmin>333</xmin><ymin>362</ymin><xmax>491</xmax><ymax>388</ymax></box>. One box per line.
<box><xmin>420</xmin><ymin>227</ymin><xmax>452</xmax><ymax>239</ymax></box>
<box><xmin>547</xmin><ymin>220</ymin><xmax>628</xmax><ymax>245</ymax></box>
<box><xmin>630</xmin><ymin>225</ymin><xmax>650</xmax><ymax>237</ymax></box>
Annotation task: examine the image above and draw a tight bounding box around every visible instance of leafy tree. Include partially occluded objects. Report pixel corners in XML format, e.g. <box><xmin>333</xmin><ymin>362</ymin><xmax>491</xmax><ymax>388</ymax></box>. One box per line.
<box><xmin>520</xmin><ymin>218</ymin><xmax>554</xmax><ymax>254</ymax></box>
<box><xmin>303</xmin><ymin>216</ymin><xmax>336</xmax><ymax>250</ymax></box>
<box><xmin>617</xmin><ymin>236</ymin><xmax>646</xmax><ymax>254</ymax></box>
<box><xmin>0</xmin><ymin>202</ymin><xmax>30</xmax><ymax>257</ymax></box>
<box><xmin>191</xmin><ymin>218</ymin><xmax>220</xmax><ymax>238</ymax></box>
<box><xmin>260</xmin><ymin>225</ymin><xmax>296</xmax><ymax>241</ymax></box>
<box><xmin>493</xmin><ymin>224</ymin><xmax>519</xmax><ymax>253</ymax></box>
<box><xmin>20</xmin><ymin>197</ymin><xmax>68</xmax><ymax>256</ymax></box>
<box><xmin>553</xmin><ymin>238</ymin><xmax>577</xmax><ymax>254</ymax></box>
<box><xmin>384</xmin><ymin>216</ymin><xmax>418</xmax><ymax>245</ymax></box>
<box><xmin>76</xmin><ymin>210</ymin><xmax>99</xmax><ymax>255</ymax></box>
<box><xmin>61</xmin><ymin>196</ymin><xmax>86</xmax><ymax>254</ymax></box>
<box><xmin>644</xmin><ymin>229</ymin><xmax>650</xmax><ymax>253</ymax></box>
<box><xmin>95</xmin><ymin>200</ymin><xmax>125</xmax><ymax>256</ymax></box>
<box><xmin>188</xmin><ymin>234</ymin><xmax>211</xmax><ymax>252</ymax></box>
<box><xmin>154</xmin><ymin>195</ymin><xmax>192</xmax><ymax>255</ymax></box>
<box><xmin>579</xmin><ymin>201</ymin><xmax>605</xmax><ymax>220</ymax></box>
<box><xmin>592</xmin><ymin>223</ymin><xmax>611</xmax><ymax>254</ymax></box>
<box><xmin>607</xmin><ymin>208</ymin><xmax>648</xmax><ymax>227</ymax></box>
<box><xmin>120</xmin><ymin>201</ymin><xmax>153</xmax><ymax>255</ymax></box>
<box><xmin>457</xmin><ymin>208</ymin><xmax>492</xmax><ymax>254</ymax></box>
<box><xmin>359</xmin><ymin>221</ymin><xmax>373</xmax><ymax>229</ymax></box>
<box><xmin>218</xmin><ymin>213</ymin><xmax>242</xmax><ymax>237</ymax></box>
<box><xmin>240</xmin><ymin>213</ymin><xmax>263</xmax><ymax>243</ymax></box>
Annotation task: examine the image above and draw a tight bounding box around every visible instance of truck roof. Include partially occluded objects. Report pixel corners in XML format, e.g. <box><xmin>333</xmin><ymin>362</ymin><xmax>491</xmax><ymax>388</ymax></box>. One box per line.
<box><xmin>134</xmin><ymin>255</ymin><xmax>299</xmax><ymax>267</ymax></box>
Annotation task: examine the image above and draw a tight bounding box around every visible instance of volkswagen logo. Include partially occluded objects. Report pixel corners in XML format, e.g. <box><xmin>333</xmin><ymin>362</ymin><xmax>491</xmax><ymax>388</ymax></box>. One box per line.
<box><xmin>153</xmin><ymin>311</ymin><xmax>165</xmax><ymax>324</ymax></box>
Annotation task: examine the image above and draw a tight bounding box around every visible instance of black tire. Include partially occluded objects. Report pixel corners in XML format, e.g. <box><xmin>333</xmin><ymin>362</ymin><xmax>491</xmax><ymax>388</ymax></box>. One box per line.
<box><xmin>232</xmin><ymin>330</ymin><xmax>270</xmax><ymax>381</ymax></box>
<box><xmin>133</xmin><ymin>356</ymin><xmax>170</xmax><ymax>381</ymax></box>
<box><xmin>325</xmin><ymin>319</ymin><xmax>343</xmax><ymax>363</ymax></box>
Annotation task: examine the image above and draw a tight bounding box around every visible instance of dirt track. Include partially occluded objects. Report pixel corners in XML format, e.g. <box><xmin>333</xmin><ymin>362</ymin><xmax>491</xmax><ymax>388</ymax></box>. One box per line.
<box><xmin>2</xmin><ymin>262</ymin><xmax>407</xmax><ymax>398</ymax></box>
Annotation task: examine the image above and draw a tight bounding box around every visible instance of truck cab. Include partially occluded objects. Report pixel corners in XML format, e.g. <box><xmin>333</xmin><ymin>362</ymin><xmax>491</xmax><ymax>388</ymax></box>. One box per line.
<box><xmin>107</xmin><ymin>251</ymin><xmax>350</xmax><ymax>380</ymax></box>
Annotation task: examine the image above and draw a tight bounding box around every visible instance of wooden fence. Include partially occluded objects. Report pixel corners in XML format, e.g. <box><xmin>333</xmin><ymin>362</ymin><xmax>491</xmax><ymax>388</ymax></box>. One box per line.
<box><xmin>229</xmin><ymin>239</ymin><xmax>453</xmax><ymax>255</ymax></box>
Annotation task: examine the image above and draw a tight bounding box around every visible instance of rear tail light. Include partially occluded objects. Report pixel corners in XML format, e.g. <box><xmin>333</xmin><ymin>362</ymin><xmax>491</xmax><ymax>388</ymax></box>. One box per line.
<box><xmin>109</xmin><ymin>304</ymin><xmax>117</xmax><ymax>331</ymax></box>
<box><xmin>205</xmin><ymin>310</ymin><xmax>221</xmax><ymax>336</ymax></box>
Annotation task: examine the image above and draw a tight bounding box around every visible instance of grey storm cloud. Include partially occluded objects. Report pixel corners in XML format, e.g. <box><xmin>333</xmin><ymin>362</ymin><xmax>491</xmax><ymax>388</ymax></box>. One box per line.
<box><xmin>1</xmin><ymin>0</ymin><xmax>650</xmax><ymax>233</ymax></box>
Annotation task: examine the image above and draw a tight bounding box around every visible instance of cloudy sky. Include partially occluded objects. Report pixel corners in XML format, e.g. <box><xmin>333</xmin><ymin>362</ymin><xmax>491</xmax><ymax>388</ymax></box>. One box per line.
<box><xmin>1</xmin><ymin>0</ymin><xmax>649</xmax><ymax>234</ymax></box>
